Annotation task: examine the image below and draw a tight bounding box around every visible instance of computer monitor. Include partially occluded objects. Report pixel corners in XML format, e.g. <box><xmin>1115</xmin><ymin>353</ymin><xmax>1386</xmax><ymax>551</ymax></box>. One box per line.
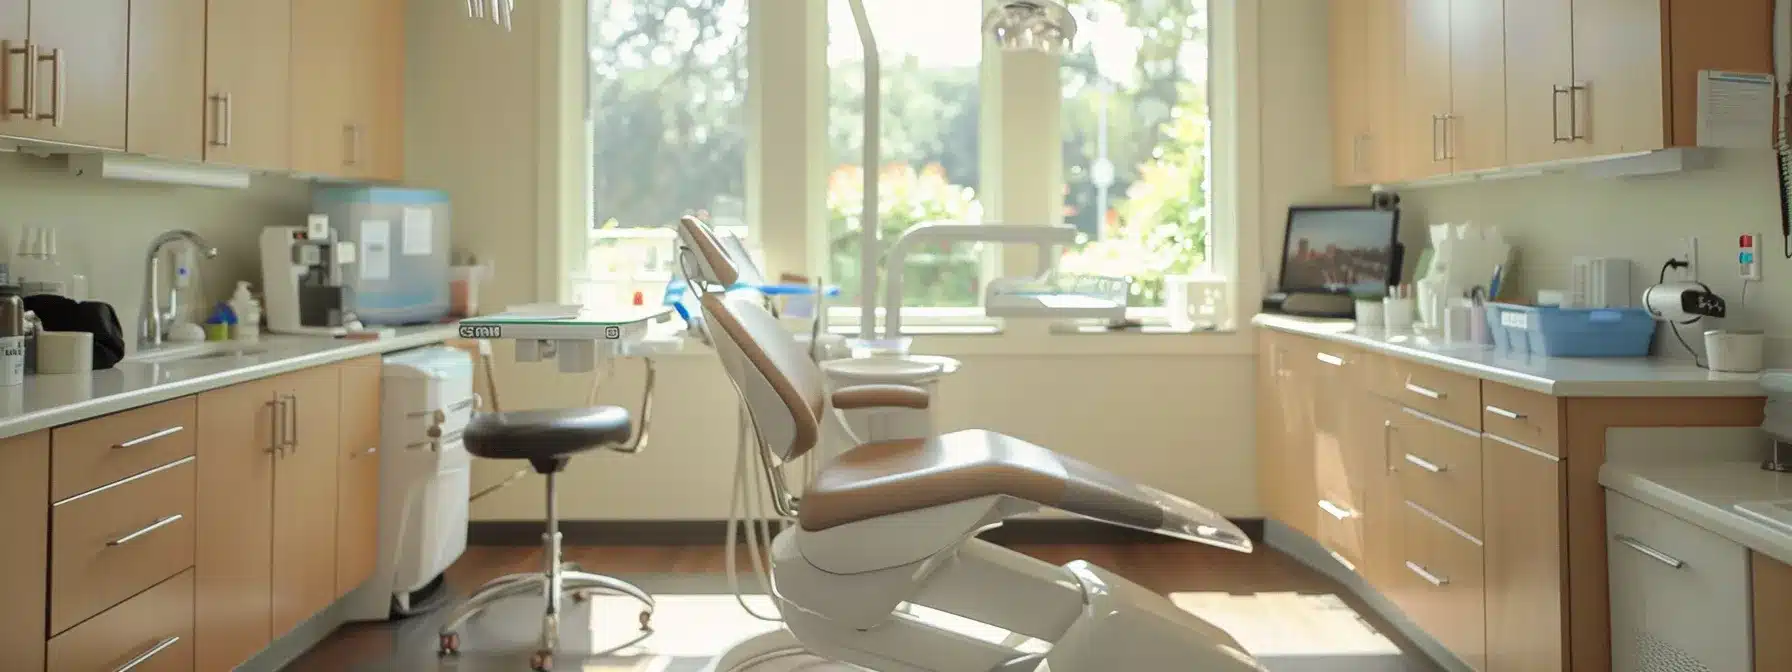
<box><xmin>1278</xmin><ymin>206</ymin><xmax>1400</xmax><ymax>296</ymax></box>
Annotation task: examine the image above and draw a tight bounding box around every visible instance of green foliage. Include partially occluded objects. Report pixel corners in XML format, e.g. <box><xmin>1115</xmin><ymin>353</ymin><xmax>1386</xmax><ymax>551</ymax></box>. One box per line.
<box><xmin>826</xmin><ymin>163</ymin><xmax>986</xmax><ymax>307</ymax></box>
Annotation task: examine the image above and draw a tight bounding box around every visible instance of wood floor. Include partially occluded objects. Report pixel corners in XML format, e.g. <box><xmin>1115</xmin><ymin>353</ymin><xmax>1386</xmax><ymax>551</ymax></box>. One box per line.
<box><xmin>288</xmin><ymin>542</ymin><xmax>1420</xmax><ymax>670</ymax></box>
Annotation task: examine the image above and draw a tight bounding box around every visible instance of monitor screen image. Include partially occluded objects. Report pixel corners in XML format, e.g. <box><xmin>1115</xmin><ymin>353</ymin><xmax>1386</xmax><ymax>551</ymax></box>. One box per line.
<box><xmin>1279</xmin><ymin>207</ymin><xmax>1398</xmax><ymax>296</ymax></box>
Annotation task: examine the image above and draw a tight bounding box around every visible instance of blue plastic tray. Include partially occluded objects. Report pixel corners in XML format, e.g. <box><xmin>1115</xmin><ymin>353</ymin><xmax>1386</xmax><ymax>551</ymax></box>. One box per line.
<box><xmin>1485</xmin><ymin>303</ymin><xmax>1655</xmax><ymax>357</ymax></box>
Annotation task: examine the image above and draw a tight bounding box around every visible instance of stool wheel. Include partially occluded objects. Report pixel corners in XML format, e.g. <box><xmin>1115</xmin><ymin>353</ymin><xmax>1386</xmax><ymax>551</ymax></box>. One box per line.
<box><xmin>437</xmin><ymin>632</ymin><xmax>460</xmax><ymax>656</ymax></box>
<box><xmin>530</xmin><ymin>650</ymin><xmax>553</xmax><ymax>671</ymax></box>
<box><xmin>639</xmin><ymin>610</ymin><xmax>653</xmax><ymax>630</ymax></box>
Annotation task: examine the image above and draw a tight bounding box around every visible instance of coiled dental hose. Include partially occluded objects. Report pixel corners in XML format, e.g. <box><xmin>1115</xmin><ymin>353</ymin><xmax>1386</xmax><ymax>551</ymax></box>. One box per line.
<box><xmin>726</xmin><ymin>404</ymin><xmax>784</xmax><ymax>621</ymax></box>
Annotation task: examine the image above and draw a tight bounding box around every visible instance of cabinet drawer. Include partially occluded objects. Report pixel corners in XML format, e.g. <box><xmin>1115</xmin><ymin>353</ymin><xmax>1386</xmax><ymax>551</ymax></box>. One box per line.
<box><xmin>1391</xmin><ymin>407</ymin><xmax>1484</xmax><ymax>538</ymax></box>
<box><xmin>52</xmin><ymin>397</ymin><xmax>197</xmax><ymax>502</ymax></box>
<box><xmin>1397</xmin><ymin>502</ymin><xmax>1486</xmax><ymax>670</ymax></box>
<box><xmin>1480</xmin><ymin>381</ymin><xmax>1560</xmax><ymax>457</ymax></box>
<box><xmin>1375</xmin><ymin>358</ymin><xmax>1481</xmax><ymax>429</ymax></box>
<box><xmin>48</xmin><ymin>569</ymin><xmax>193</xmax><ymax>672</ymax></box>
<box><xmin>51</xmin><ymin>458</ymin><xmax>196</xmax><ymax>635</ymax></box>
<box><xmin>1606</xmin><ymin>491</ymin><xmax>1751</xmax><ymax>672</ymax></box>
<box><xmin>1316</xmin><ymin>496</ymin><xmax>1365</xmax><ymax>573</ymax></box>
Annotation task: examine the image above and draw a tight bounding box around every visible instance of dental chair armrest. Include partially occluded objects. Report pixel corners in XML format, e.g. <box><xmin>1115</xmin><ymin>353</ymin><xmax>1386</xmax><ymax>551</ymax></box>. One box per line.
<box><xmin>831</xmin><ymin>384</ymin><xmax>931</xmax><ymax>411</ymax></box>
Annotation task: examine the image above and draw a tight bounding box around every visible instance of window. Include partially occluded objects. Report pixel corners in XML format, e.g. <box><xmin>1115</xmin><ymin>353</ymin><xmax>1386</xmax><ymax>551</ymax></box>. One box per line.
<box><xmin>1058</xmin><ymin>0</ymin><xmax>1210</xmax><ymax>310</ymax></box>
<box><xmin>581</xmin><ymin>0</ymin><xmax>749</xmax><ymax>306</ymax></box>
<box><xmin>826</xmin><ymin>0</ymin><xmax>987</xmax><ymax>310</ymax></box>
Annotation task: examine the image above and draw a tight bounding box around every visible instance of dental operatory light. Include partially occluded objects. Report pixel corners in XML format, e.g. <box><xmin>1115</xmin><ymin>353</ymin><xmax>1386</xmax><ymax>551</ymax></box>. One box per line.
<box><xmin>983</xmin><ymin>0</ymin><xmax>1078</xmax><ymax>54</ymax></box>
<box><xmin>464</xmin><ymin>0</ymin><xmax>515</xmax><ymax>31</ymax></box>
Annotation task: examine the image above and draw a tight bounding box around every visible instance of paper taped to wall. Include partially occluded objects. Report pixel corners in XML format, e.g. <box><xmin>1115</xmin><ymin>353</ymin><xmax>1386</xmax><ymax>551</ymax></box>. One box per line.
<box><xmin>362</xmin><ymin>219</ymin><xmax>391</xmax><ymax>280</ymax></box>
<box><xmin>1698</xmin><ymin>70</ymin><xmax>1775</xmax><ymax>149</ymax></box>
<box><xmin>403</xmin><ymin>207</ymin><xmax>433</xmax><ymax>256</ymax></box>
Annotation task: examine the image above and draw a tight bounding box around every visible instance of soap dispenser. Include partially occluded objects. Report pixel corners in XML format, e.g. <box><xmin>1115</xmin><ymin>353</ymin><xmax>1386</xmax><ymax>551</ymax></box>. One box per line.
<box><xmin>231</xmin><ymin>281</ymin><xmax>261</xmax><ymax>342</ymax></box>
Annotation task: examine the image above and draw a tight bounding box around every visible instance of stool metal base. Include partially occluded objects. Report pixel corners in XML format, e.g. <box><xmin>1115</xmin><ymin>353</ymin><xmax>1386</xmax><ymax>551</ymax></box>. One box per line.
<box><xmin>438</xmin><ymin>471</ymin><xmax>655</xmax><ymax>670</ymax></box>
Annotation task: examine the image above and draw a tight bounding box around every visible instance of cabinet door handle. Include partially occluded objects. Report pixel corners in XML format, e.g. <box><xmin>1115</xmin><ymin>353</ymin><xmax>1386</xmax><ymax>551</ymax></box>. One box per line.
<box><xmin>113</xmin><ymin>636</ymin><xmax>181</xmax><ymax>672</ymax></box>
<box><xmin>1569</xmin><ymin>82</ymin><xmax>1589</xmax><ymax>141</ymax></box>
<box><xmin>107</xmin><ymin>514</ymin><xmax>183</xmax><ymax>546</ymax></box>
<box><xmin>352</xmin><ymin>445</ymin><xmax>377</xmax><ymax>459</ymax></box>
<box><xmin>1403</xmin><ymin>381</ymin><xmax>1445</xmax><ymax>400</ymax></box>
<box><xmin>34</xmin><ymin>47</ymin><xmax>62</xmax><ymax>126</ymax></box>
<box><xmin>0</xmin><ymin>40</ymin><xmax>31</xmax><ymax>120</ymax></box>
<box><xmin>209</xmin><ymin>94</ymin><xmax>231</xmax><ymax>146</ymax></box>
<box><xmin>1485</xmin><ymin>405</ymin><xmax>1524</xmax><ymax>420</ymax></box>
<box><xmin>1384</xmin><ymin>419</ymin><xmax>1396</xmax><ymax>473</ymax></box>
<box><xmin>285</xmin><ymin>394</ymin><xmax>300</xmax><ymax>453</ymax></box>
<box><xmin>1431</xmin><ymin>115</ymin><xmax>1444</xmax><ymax>162</ymax></box>
<box><xmin>267</xmin><ymin>398</ymin><xmax>282</xmax><ymax>455</ymax></box>
<box><xmin>1315</xmin><ymin>352</ymin><xmax>1345</xmax><ymax>367</ymax></box>
<box><xmin>1404</xmin><ymin>452</ymin><xmax>1447</xmax><ymax>473</ymax></box>
<box><xmin>114</xmin><ymin>426</ymin><xmax>185</xmax><ymax>450</ymax></box>
<box><xmin>1615</xmin><ymin>534</ymin><xmax>1685</xmax><ymax>569</ymax></box>
<box><xmin>1551</xmin><ymin>85</ymin><xmax>1570</xmax><ymax>143</ymax></box>
<box><xmin>1318</xmin><ymin>499</ymin><xmax>1355</xmax><ymax>520</ymax></box>
<box><xmin>1442</xmin><ymin>114</ymin><xmax>1456</xmax><ymax>160</ymax></box>
<box><xmin>1405</xmin><ymin>560</ymin><xmax>1449</xmax><ymax>586</ymax></box>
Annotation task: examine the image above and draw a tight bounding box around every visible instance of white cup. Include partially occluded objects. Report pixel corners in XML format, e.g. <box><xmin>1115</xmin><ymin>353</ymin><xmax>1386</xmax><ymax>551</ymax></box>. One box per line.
<box><xmin>1354</xmin><ymin>300</ymin><xmax>1384</xmax><ymax>329</ymax></box>
<box><xmin>1705</xmin><ymin>330</ymin><xmax>1765</xmax><ymax>373</ymax></box>
<box><xmin>1383</xmin><ymin>297</ymin><xmax>1415</xmax><ymax>331</ymax></box>
<box><xmin>36</xmin><ymin>331</ymin><xmax>93</xmax><ymax>375</ymax></box>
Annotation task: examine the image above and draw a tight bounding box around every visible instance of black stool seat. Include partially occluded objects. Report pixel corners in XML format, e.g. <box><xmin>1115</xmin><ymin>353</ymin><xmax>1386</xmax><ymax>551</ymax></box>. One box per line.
<box><xmin>464</xmin><ymin>407</ymin><xmax>633</xmax><ymax>472</ymax></box>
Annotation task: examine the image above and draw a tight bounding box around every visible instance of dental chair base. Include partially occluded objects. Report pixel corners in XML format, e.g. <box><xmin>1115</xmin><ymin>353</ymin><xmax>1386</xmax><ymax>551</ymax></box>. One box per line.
<box><xmin>761</xmin><ymin>496</ymin><xmax>1262</xmax><ymax>672</ymax></box>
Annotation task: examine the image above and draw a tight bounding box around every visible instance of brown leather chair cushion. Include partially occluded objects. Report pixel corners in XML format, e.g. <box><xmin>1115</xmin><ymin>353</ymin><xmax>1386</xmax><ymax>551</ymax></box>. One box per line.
<box><xmin>831</xmin><ymin>384</ymin><xmax>930</xmax><ymax>410</ymax></box>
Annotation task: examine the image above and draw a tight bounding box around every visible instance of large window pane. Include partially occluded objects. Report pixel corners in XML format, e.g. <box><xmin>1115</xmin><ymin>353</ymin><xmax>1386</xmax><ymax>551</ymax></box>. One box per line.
<box><xmin>1058</xmin><ymin>0</ymin><xmax>1209</xmax><ymax>308</ymax></box>
<box><xmin>827</xmin><ymin>0</ymin><xmax>984</xmax><ymax>309</ymax></box>
<box><xmin>584</xmin><ymin>0</ymin><xmax>748</xmax><ymax>304</ymax></box>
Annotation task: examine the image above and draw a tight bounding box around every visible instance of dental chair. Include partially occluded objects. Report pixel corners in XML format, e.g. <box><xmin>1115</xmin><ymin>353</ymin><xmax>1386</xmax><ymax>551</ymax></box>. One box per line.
<box><xmin>675</xmin><ymin>216</ymin><xmax>1265</xmax><ymax>671</ymax></box>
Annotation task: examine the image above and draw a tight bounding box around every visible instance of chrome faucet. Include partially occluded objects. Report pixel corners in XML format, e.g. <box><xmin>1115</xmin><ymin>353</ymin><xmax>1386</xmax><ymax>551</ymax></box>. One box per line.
<box><xmin>139</xmin><ymin>230</ymin><xmax>218</xmax><ymax>350</ymax></box>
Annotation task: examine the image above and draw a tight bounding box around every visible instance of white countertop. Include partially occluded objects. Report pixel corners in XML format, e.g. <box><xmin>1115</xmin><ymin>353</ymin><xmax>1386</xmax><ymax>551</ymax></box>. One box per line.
<box><xmin>1601</xmin><ymin>460</ymin><xmax>1792</xmax><ymax>568</ymax></box>
<box><xmin>1253</xmin><ymin>313</ymin><xmax>1764</xmax><ymax>398</ymax></box>
<box><xmin>0</xmin><ymin>326</ymin><xmax>458</xmax><ymax>441</ymax></box>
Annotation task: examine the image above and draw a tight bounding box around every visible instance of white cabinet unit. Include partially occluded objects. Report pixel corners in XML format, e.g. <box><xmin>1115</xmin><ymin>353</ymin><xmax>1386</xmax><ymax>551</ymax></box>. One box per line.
<box><xmin>1606</xmin><ymin>491</ymin><xmax>1752</xmax><ymax>672</ymax></box>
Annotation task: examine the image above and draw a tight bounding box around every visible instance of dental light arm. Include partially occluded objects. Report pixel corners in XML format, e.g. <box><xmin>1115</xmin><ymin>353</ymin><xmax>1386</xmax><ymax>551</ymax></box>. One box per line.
<box><xmin>848</xmin><ymin>0</ymin><xmax>881</xmax><ymax>339</ymax></box>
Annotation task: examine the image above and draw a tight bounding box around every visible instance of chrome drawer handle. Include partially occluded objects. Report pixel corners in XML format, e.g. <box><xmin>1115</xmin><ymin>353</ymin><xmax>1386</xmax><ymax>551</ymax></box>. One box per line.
<box><xmin>1485</xmin><ymin>405</ymin><xmax>1524</xmax><ymax>420</ymax></box>
<box><xmin>1328</xmin><ymin>550</ymin><xmax>1357</xmax><ymax>573</ymax></box>
<box><xmin>107</xmin><ymin>514</ymin><xmax>183</xmax><ymax>546</ymax></box>
<box><xmin>1404</xmin><ymin>453</ymin><xmax>1447</xmax><ymax>473</ymax></box>
<box><xmin>351</xmin><ymin>446</ymin><xmax>378</xmax><ymax>459</ymax></box>
<box><xmin>1616</xmin><ymin>534</ymin><xmax>1685</xmax><ymax>569</ymax></box>
<box><xmin>113</xmin><ymin>426</ymin><xmax>185</xmax><ymax>450</ymax></box>
<box><xmin>1315</xmin><ymin>352</ymin><xmax>1345</xmax><ymax>367</ymax></box>
<box><xmin>1405</xmin><ymin>560</ymin><xmax>1449</xmax><ymax>587</ymax></box>
<box><xmin>1318</xmin><ymin>499</ymin><xmax>1355</xmax><ymax>521</ymax></box>
<box><xmin>114</xmin><ymin>635</ymin><xmax>181</xmax><ymax>672</ymax></box>
<box><xmin>1404</xmin><ymin>381</ymin><xmax>1445</xmax><ymax>400</ymax></box>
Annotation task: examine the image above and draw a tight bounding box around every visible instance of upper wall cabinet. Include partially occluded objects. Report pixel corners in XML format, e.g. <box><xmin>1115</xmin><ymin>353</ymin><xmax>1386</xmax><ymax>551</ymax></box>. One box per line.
<box><xmin>0</xmin><ymin>0</ymin><xmax>129</xmax><ymax>150</ymax></box>
<box><xmin>1336</xmin><ymin>0</ymin><xmax>1774</xmax><ymax>187</ymax></box>
<box><xmin>205</xmin><ymin>0</ymin><xmax>292</xmax><ymax>172</ymax></box>
<box><xmin>128</xmin><ymin>0</ymin><xmax>207</xmax><ymax>161</ymax></box>
<box><xmin>292</xmin><ymin>0</ymin><xmax>406</xmax><ymax>183</ymax></box>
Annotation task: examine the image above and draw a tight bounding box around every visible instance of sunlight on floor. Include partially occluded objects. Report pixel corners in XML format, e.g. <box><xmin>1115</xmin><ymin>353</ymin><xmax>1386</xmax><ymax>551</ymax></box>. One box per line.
<box><xmin>1171</xmin><ymin>592</ymin><xmax>1408</xmax><ymax>670</ymax></box>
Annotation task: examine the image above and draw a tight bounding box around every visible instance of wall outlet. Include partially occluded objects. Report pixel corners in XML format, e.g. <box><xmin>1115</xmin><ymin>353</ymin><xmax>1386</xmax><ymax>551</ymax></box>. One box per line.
<box><xmin>1682</xmin><ymin>236</ymin><xmax>1700</xmax><ymax>281</ymax></box>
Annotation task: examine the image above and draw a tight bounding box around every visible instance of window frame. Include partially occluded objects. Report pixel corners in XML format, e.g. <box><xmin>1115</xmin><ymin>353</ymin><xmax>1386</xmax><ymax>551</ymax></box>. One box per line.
<box><xmin>562</xmin><ymin>0</ymin><xmax>1256</xmax><ymax>354</ymax></box>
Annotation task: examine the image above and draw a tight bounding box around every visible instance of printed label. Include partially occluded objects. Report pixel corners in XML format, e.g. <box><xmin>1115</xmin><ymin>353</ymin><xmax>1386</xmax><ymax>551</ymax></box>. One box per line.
<box><xmin>459</xmin><ymin>325</ymin><xmax>502</xmax><ymax>339</ymax></box>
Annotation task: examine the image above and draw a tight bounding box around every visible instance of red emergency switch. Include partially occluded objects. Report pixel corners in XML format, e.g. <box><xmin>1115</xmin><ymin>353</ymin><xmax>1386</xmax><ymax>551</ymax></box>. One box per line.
<box><xmin>1741</xmin><ymin>234</ymin><xmax>1755</xmax><ymax>247</ymax></box>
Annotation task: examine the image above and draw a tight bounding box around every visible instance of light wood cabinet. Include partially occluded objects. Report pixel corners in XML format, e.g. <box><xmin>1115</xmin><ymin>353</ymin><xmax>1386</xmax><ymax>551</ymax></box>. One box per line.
<box><xmin>1398</xmin><ymin>0</ymin><xmax>1452</xmax><ymax>181</ymax></box>
<box><xmin>0</xmin><ymin>431</ymin><xmax>47</xmax><ymax>672</ymax></box>
<box><xmin>1446</xmin><ymin>0</ymin><xmax>1505</xmax><ymax>172</ymax></box>
<box><xmin>1258</xmin><ymin>332</ymin><xmax>1318</xmax><ymax>540</ymax></box>
<box><xmin>0</xmin><ymin>0</ymin><xmax>27</xmax><ymax>140</ymax></box>
<box><xmin>196</xmin><ymin>376</ymin><xmax>280</xmax><ymax>672</ymax></box>
<box><xmin>0</xmin><ymin>0</ymin><xmax>129</xmax><ymax>149</ymax></box>
<box><xmin>204</xmin><ymin>0</ymin><xmax>291</xmax><ymax>171</ymax></box>
<box><xmin>127</xmin><ymin>0</ymin><xmax>206</xmax><ymax>161</ymax></box>
<box><xmin>48</xmin><ymin>569</ymin><xmax>194</xmax><ymax>672</ymax></box>
<box><xmin>1357</xmin><ymin>397</ymin><xmax>1401</xmax><ymax>596</ymax></box>
<box><xmin>1312</xmin><ymin>344</ymin><xmax>1368</xmax><ymax>569</ymax></box>
<box><xmin>1483</xmin><ymin>435</ymin><xmax>1567</xmax><ymax>672</ymax></box>
<box><xmin>1503</xmin><ymin>0</ymin><xmax>1577</xmax><ymax>166</ymax></box>
<box><xmin>292</xmin><ymin>0</ymin><xmax>406</xmax><ymax>181</ymax></box>
<box><xmin>1330</xmin><ymin>0</ymin><xmax>1370</xmax><ymax>186</ymax></box>
<box><xmin>336</xmin><ymin>358</ymin><xmax>382</xmax><ymax>598</ymax></box>
<box><xmin>1396</xmin><ymin>503</ymin><xmax>1487</xmax><ymax>671</ymax></box>
<box><xmin>1754</xmin><ymin>551</ymin><xmax>1792</xmax><ymax>672</ymax></box>
<box><xmin>271</xmin><ymin>366</ymin><xmax>342</xmax><ymax>637</ymax></box>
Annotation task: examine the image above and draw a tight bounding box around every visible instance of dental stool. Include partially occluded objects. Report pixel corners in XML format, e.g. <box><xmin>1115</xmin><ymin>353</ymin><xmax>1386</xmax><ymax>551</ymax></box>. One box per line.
<box><xmin>437</xmin><ymin>406</ymin><xmax>655</xmax><ymax>672</ymax></box>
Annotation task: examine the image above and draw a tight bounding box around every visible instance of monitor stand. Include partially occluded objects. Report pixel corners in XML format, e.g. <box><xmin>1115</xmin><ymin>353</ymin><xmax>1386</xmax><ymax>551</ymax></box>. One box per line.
<box><xmin>1262</xmin><ymin>292</ymin><xmax>1356</xmax><ymax>319</ymax></box>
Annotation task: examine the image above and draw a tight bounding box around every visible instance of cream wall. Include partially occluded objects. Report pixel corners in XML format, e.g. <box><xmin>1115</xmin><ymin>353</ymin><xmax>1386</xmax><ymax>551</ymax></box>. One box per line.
<box><xmin>414</xmin><ymin>0</ymin><xmax>1341</xmax><ymax>522</ymax></box>
<box><xmin>0</xmin><ymin>153</ymin><xmax>310</xmax><ymax>346</ymax></box>
<box><xmin>1394</xmin><ymin>152</ymin><xmax>1791</xmax><ymax>360</ymax></box>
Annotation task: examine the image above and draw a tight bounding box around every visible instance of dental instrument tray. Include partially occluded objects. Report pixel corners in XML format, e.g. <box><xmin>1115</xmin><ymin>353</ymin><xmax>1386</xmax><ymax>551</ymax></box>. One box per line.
<box><xmin>457</xmin><ymin>305</ymin><xmax>673</xmax><ymax>342</ymax></box>
<box><xmin>985</xmin><ymin>273</ymin><xmax>1130</xmax><ymax>321</ymax></box>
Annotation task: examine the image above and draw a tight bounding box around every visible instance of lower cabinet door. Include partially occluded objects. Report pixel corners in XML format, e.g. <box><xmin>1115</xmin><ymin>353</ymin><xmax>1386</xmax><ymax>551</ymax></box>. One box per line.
<box><xmin>1607</xmin><ymin>491</ymin><xmax>1751</xmax><ymax>672</ymax></box>
<box><xmin>49</xmin><ymin>569</ymin><xmax>194</xmax><ymax>672</ymax></box>
<box><xmin>1395</xmin><ymin>502</ymin><xmax>1486</xmax><ymax>671</ymax></box>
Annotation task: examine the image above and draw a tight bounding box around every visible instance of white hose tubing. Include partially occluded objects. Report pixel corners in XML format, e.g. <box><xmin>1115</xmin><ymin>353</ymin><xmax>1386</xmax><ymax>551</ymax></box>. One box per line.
<box><xmin>727</xmin><ymin>403</ymin><xmax>783</xmax><ymax>621</ymax></box>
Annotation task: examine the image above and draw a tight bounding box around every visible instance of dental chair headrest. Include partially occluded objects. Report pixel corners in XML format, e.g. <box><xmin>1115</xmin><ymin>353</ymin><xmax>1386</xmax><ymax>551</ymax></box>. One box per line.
<box><xmin>674</xmin><ymin>215</ymin><xmax>740</xmax><ymax>289</ymax></box>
